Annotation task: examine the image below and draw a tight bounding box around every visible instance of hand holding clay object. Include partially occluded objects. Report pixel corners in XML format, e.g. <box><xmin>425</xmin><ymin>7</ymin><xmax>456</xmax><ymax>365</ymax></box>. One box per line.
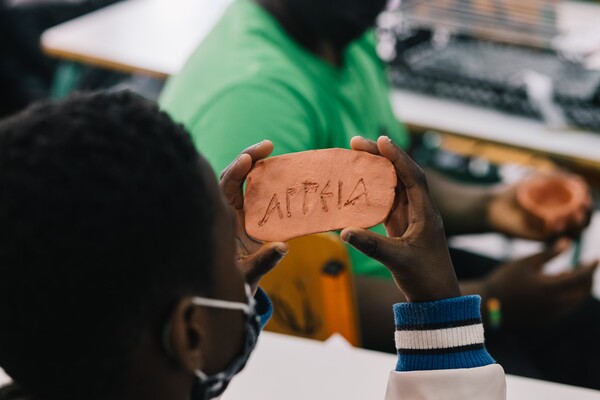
<box><xmin>220</xmin><ymin>140</ymin><xmax>289</xmax><ymax>295</ymax></box>
<box><xmin>488</xmin><ymin>172</ymin><xmax>592</xmax><ymax>240</ymax></box>
<box><xmin>516</xmin><ymin>173</ymin><xmax>591</xmax><ymax>234</ymax></box>
<box><xmin>244</xmin><ymin>148</ymin><xmax>397</xmax><ymax>242</ymax></box>
<box><xmin>341</xmin><ymin>136</ymin><xmax>460</xmax><ymax>303</ymax></box>
<box><xmin>482</xmin><ymin>240</ymin><xmax>598</xmax><ymax>328</ymax></box>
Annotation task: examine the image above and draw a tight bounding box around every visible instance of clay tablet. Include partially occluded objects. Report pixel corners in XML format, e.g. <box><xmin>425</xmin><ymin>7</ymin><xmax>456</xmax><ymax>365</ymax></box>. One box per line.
<box><xmin>244</xmin><ymin>148</ymin><xmax>397</xmax><ymax>242</ymax></box>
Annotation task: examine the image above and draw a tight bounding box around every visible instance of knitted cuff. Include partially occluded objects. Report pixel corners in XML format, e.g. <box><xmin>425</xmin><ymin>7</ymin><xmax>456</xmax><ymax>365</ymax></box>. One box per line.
<box><xmin>255</xmin><ymin>287</ymin><xmax>273</xmax><ymax>330</ymax></box>
<box><xmin>394</xmin><ymin>295</ymin><xmax>496</xmax><ymax>371</ymax></box>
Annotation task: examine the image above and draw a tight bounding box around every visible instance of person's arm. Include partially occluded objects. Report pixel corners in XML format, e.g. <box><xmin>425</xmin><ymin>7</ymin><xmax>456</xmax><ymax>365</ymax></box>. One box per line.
<box><xmin>385</xmin><ymin>296</ymin><xmax>505</xmax><ymax>400</ymax></box>
<box><xmin>355</xmin><ymin>276</ymin><xmax>487</xmax><ymax>352</ymax></box>
<box><xmin>343</xmin><ymin>137</ymin><xmax>506</xmax><ymax>399</ymax></box>
<box><xmin>424</xmin><ymin>168</ymin><xmax>494</xmax><ymax>236</ymax></box>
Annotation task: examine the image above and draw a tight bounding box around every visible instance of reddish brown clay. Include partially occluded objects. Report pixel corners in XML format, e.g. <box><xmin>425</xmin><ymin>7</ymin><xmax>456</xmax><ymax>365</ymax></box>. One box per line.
<box><xmin>516</xmin><ymin>174</ymin><xmax>588</xmax><ymax>231</ymax></box>
<box><xmin>244</xmin><ymin>149</ymin><xmax>397</xmax><ymax>242</ymax></box>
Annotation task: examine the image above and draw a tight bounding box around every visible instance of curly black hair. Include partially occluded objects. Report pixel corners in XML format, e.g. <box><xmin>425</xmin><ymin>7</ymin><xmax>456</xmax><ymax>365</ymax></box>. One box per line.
<box><xmin>0</xmin><ymin>91</ymin><xmax>218</xmax><ymax>399</ymax></box>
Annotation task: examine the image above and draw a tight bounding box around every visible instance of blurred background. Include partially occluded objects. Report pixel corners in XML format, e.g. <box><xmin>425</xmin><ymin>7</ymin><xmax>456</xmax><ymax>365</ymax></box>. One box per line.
<box><xmin>2</xmin><ymin>0</ymin><xmax>600</xmax><ymax>394</ymax></box>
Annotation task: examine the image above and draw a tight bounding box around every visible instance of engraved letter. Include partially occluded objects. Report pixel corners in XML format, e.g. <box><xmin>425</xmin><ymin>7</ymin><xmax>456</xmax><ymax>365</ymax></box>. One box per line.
<box><xmin>337</xmin><ymin>180</ymin><xmax>343</xmax><ymax>209</ymax></box>
<box><xmin>302</xmin><ymin>182</ymin><xmax>319</xmax><ymax>215</ymax></box>
<box><xmin>344</xmin><ymin>178</ymin><xmax>370</xmax><ymax>207</ymax></box>
<box><xmin>286</xmin><ymin>187</ymin><xmax>298</xmax><ymax>217</ymax></box>
<box><xmin>259</xmin><ymin>193</ymin><xmax>284</xmax><ymax>226</ymax></box>
<box><xmin>320</xmin><ymin>180</ymin><xmax>333</xmax><ymax>212</ymax></box>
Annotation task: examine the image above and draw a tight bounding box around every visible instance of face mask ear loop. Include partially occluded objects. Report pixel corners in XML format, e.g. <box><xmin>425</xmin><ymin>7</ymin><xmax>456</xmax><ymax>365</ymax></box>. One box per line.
<box><xmin>244</xmin><ymin>283</ymin><xmax>252</xmax><ymax>298</ymax></box>
<box><xmin>182</xmin><ymin>284</ymin><xmax>259</xmax><ymax>400</ymax></box>
<box><xmin>244</xmin><ymin>284</ymin><xmax>257</xmax><ymax>316</ymax></box>
<box><xmin>195</xmin><ymin>370</ymin><xmax>228</xmax><ymax>400</ymax></box>
<box><xmin>190</xmin><ymin>294</ymin><xmax>251</xmax><ymax>314</ymax></box>
<box><xmin>195</xmin><ymin>370</ymin><xmax>209</xmax><ymax>380</ymax></box>
<box><xmin>166</xmin><ymin>286</ymin><xmax>254</xmax><ymax>359</ymax></box>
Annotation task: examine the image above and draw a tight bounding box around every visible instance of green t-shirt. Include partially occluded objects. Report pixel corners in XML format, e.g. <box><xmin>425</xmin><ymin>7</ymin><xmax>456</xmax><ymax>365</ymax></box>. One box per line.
<box><xmin>160</xmin><ymin>0</ymin><xmax>409</xmax><ymax>279</ymax></box>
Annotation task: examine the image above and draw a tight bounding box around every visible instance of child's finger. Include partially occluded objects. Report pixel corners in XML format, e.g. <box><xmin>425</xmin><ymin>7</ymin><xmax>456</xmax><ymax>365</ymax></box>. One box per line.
<box><xmin>350</xmin><ymin>136</ymin><xmax>379</xmax><ymax>155</ymax></box>
<box><xmin>219</xmin><ymin>140</ymin><xmax>274</xmax><ymax>180</ymax></box>
<box><xmin>341</xmin><ymin>227</ymin><xmax>399</xmax><ymax>268</ymax></box>
<box><xmin>376</xmin><ymin>136</ymin><xmax>434</xmax><ymax>224</ymax></box>
<box><xmin>219</xmin><ymin>154</ymin><xmax>253</xmax><ymax>210</ymax></box>
<box><xmin>242</xmin><ymin>242</ymin><xmax>288</xmax><ymax>286</ymax></box>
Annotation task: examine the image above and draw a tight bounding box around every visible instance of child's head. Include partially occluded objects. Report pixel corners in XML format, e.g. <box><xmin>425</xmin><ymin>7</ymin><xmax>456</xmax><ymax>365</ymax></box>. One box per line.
<box><xmin>0</xmin><ymin>91</ymin><xmax>247</xmax><ymax>400</ymax></box>
<box><xmin>282</xmin><ymin>0</ymin><xmax>388</xmax><ymax>46</ymax></box>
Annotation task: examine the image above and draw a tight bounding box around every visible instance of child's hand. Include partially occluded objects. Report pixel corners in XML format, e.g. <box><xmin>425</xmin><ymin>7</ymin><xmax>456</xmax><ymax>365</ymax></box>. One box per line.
<box><xmin>342</xmin><ymin>136</ymin><xmax>461</xmax><ymax>303</ymax></box>
<box><xmin>482</xmin><ymin>241</ymin><xmax>598</xmax><ymax>328</ymax></box>
<box><xmin>219</xmin><ymin>141</ymin><xmax>289</xmax><ymax>295</ymax></box>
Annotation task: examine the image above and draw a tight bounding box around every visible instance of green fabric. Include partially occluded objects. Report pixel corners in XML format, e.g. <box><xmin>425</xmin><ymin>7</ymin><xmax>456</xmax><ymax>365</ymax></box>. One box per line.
<box><xmin>160</xmin><ymin>0</ymin><xmax>408</xmax><ymax>279</ymax></box>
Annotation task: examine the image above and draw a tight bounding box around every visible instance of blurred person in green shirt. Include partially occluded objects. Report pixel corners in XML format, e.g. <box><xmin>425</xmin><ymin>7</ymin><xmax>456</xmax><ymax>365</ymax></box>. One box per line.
<box><xmin>160</xmin><ymin>0</ymin><xmax>600</xmax><ymax>388</ymax></box>
<box><xmin>161</xmin><ymin>0</ymin><xmax>408</xmax><ymax>281</ymax></box>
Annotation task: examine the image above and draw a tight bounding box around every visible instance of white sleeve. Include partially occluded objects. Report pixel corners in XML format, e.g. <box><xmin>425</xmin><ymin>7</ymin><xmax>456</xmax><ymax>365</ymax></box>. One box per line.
<box><xmin>385</xmin><ymin>364</ymin><xmax>506</xmax><ymax>400</ymax></box>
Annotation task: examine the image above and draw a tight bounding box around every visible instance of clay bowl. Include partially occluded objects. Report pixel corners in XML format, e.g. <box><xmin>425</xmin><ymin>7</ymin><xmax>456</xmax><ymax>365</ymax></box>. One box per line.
<box><xmin>516</xmin><ymin>174</ymin><xmax>588</xmax><ymax>231</ymax></box>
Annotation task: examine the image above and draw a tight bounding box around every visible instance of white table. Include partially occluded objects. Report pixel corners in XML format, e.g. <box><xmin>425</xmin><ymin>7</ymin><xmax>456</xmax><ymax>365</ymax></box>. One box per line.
<box><xmin>224</xmin><ymin>332</ymin><xmax>600</xmax><ymax>399</ymax></box>
<box><xmin>41</xmin><ymin>0</ymin><xmax>233</xmax><ymax>78</ymax></box>
<box><xmin>2</xmin><ymin>332</ymin><xmax>598</xmax><ymax>399</ymax></box>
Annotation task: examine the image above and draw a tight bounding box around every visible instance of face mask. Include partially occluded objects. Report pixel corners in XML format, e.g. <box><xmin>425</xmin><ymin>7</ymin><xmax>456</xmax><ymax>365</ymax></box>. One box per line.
<box><xmin>286</xmin><ymin>0</ymin><xmax>389</xmax><ymax>46</ymax></box>
<box><xmin>164</xmin><ymin>284</ymin><xmax>260</xmax><ymax>400</ymax></box>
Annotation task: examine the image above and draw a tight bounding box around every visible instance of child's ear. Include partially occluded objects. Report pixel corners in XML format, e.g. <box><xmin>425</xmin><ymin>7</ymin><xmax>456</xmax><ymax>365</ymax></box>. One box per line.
<box><xmin>165</xmin><ymin>298</ymin><xmax>208</xmax><ymax>373</ymax></box>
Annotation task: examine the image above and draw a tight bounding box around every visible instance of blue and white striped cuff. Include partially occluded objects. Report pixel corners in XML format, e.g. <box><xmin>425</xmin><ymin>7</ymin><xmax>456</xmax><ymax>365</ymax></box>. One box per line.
<box><xmin>255</xmin><ymin>287</ymin><xmax>273</xmax><ymax>330</ymax></box>
<box><xmin>393</xmin><ymin>295</ymin><xmax>496</xmax><ymax>371</ymax></box>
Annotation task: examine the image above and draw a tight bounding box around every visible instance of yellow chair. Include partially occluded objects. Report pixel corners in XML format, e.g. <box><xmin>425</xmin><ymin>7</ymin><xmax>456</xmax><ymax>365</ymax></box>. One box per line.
<box><xmin>260</xmin><ymin>233</ymin><xmax>361</xmax><ymax>346</ymax></box>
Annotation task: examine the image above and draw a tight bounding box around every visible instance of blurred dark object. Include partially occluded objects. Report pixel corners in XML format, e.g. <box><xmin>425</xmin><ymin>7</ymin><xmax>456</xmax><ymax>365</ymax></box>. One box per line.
<box><xmin>0</xmin><ymin>0</ymin><xmax>123</xmax><ymax>118</ymax></box>
<box><xmin>412</xmin><ymin>131</ymin><xmax>501</xmax><ymax>185</ymax></box>
<box><xmin>387</xmin><ymin>29</ymin><xmax>600</xmax><ymax>132</ymax></box>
